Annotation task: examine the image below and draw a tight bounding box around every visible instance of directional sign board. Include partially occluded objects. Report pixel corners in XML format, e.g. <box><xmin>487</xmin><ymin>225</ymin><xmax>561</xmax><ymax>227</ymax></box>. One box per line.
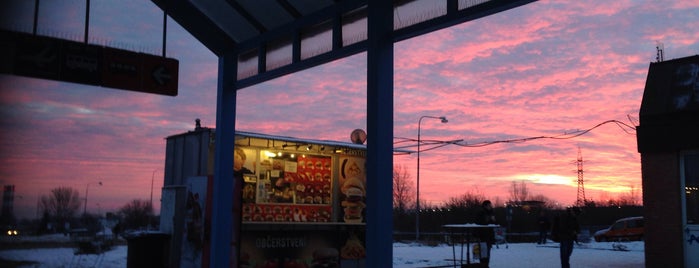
<box><xmin>102</xmin><ymin>46</ymin><xmax>144</xmax><ymax>91</ymax></box>
<box><xmin>12</xmin><ymin>33</ymin><xmax>62</xmax><ymax>81</ymax></box>
<box><xmin>61</xmin><ymin>40</ymin><xmax>103</xmax><ymax>86</ymax></box>
<box><xmin>142</xmin><ymin>52</ymin><xmax>179</xmax><ymax>96</ymax></box>
<box><xmin>1</xmin><ymin>30</ymin><xmax>178</xmax><ymax>96</ymax></box>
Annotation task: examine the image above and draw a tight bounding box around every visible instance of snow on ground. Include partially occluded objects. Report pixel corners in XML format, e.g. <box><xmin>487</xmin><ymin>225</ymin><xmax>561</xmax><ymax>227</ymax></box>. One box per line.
<box><xmin>393</xmin><ymin>240</ymin><xmax>644</xmax><ymax>268</ymax></box>
<box><xmin>0</xmin><ymin>234</ymin><xmax>644</xmax><ymax>267</ymax></box>
<box><xmin>1</xmin><ymin>246</ymin><xmax>128</xmax><ymax>268</ymax></box>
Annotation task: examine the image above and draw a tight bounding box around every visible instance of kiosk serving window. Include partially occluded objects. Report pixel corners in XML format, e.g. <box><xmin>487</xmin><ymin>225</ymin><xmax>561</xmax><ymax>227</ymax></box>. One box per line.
<box><xmin>241</xmin><ymin>148</ymin><xmax>334</xmax><ymax>223</ymax></box>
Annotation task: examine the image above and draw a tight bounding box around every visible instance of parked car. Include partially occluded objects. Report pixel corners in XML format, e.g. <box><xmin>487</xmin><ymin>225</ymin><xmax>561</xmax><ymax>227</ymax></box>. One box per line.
<box><xmin>594</xmin><ymin>216</ymin><xmax>644</xmax><ymax>242</ymax></box>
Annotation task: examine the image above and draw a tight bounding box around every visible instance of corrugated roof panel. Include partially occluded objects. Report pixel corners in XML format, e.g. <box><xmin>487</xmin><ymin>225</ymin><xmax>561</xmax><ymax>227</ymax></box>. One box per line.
<box><xmin>341</xmin><ymin>6</ymin><xmax>367</xmax><ymax>46</ymax></box>
<box><xmin>458</xmin><ymin>0</ymin><xmax>493</xmax><ymax>10</ymax></box>
<box><xmin>300</xmin><ymin>20</ymin><xmax>333</xmax><ymax>60</ymax></box>
<box><xmin>266</xmin><ymin>38</ymin><xmax>293</xmax><ymax>71</ymax></box>
<box><xmin>237</xmin><ymin>48</ymin><xmax>259</xmax><ymax>79</ymax></box>
<box><xmin>394</xmin><ymin>0</ymin><xmax>447</xmax><ymax>30</ymax></box>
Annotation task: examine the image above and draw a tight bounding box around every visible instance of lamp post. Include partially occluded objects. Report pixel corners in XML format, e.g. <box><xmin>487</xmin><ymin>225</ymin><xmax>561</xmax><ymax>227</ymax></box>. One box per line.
<box><xmin>84</xmin><ymin>181</ymin><xmax>102</xmax><ymax>216</ymax></box>
<box><xmin>416</xmin><ymin>115</ymin><xmax>448</xmax><ymax>241</ymax></box>
<box><xmin>150</xmin><ymin>169</ymin><xmax>157</xmax><ymax>209</ymax></box>
<box><xmin>149</xmin><ymin>169</ymin><xmax>157</xmax><ymax>230</ymax></box>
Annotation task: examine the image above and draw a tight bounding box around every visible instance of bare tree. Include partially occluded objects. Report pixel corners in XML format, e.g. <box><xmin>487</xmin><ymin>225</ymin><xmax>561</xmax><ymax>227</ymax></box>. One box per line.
<box><xmin>509</xmin><ymin>181</ymin><xmax>530</xmax><ymax>204</ymax></box>
<box><xmin>444</xmin><ymin>191</ymin><xmax>485</xmax><ymax>210</ymax></box>
<box><xmin>118</xmin><ymin>199</ymin><xmax>153</xmax><ymax>230</ymax></box>
<box><xmin>596</xmin><ymin>186</ymin><xmax>642</xmax><ymax>207</ymax></box>
<box><xmin>442</xmin><ymin>191</ymin><xmax>486</xmax><ymax>223</ymax></box>
<box><xmin>530</xmin><ymin>194</ymin><xmax>561</xmax><ymax>210</ymax></box>
<box><xmin>393</xmin><ymin>165</ymin><xmax>415</xmax><ymax>213</ymax></box>
<box><xmin>39</xmin><ymin>187</ymin><xmax>81</xmax><ymax>226</ymax></box>
<box><xmin>419</xmin><ymin>199</ymin><xmax>436</xmax><ymax>210</ymax></box>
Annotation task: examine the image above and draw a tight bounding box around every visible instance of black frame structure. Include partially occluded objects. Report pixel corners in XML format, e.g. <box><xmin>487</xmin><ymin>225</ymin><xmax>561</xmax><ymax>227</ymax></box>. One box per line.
<box><xmin>149</xmin><ymin>0</ymin><xmax>537</xmax><ymax>266</ymax></box>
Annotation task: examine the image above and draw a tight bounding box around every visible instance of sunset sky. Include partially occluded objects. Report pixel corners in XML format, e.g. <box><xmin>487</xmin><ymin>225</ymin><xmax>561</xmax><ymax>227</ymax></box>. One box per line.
<box><xmin>1</xmin><ymin>0</ymin><xmax>698</xmax><ymax>220</ymax></box>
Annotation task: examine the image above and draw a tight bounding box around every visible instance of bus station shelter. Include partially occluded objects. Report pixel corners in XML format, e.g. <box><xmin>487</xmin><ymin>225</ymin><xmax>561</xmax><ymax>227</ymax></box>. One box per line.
<box><xmin>149</xmin><ymin>0</ymin><xmax>536</xmax><ymax>266</ymax></box>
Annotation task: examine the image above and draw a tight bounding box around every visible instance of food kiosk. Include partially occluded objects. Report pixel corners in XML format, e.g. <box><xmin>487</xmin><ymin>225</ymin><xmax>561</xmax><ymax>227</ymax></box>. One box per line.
<box><xmin>159</xmin><ymin>121</ymin><xmax>367</xmax><ymax>268</ymax></box>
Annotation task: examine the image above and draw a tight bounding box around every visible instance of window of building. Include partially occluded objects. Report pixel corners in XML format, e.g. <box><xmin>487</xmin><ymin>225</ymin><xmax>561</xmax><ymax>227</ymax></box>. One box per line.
<box><xmin>683</xmin><ymin>152</ymin><xmax>699</xmax><ymax>224</ymax></box>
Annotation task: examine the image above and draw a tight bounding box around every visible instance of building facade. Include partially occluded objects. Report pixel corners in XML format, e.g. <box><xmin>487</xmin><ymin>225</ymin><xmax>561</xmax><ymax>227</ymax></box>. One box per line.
<box><xmin>637</xmin><ymin>55</ymin><xmax>699</xmax><ymax>268</ymax></box>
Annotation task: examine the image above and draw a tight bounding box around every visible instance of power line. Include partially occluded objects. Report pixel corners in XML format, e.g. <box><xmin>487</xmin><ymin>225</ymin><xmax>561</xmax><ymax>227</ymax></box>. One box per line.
<box><xmin>395</xmin><ymin>119</ymin><xmax>637</xmax><ymax>152</ymax></box>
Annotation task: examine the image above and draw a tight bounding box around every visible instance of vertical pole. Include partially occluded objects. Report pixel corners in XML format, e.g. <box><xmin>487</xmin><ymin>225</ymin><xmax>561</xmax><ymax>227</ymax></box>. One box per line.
<box><xmin>33</xmin><ymin>0</ymin><xmax>39</xmax><ymax>35</ymax></box>
<box><xmin>162</xmin><ymin>0</ymin><xmax>167</xmax><ymax>57</ymax></box>
<box><xmin>150</xmin><ymin>169</ymin><xmax>156</xmax><ymax>229</ymax></box>
<box><xmin>35</xmin><ymin>191</ymin><xmax>40</xmax><ymax>219</ymax></box>
<box><xmin>150</xmin><ymin>170</ymin><xmax>156</xmax><ymax>209</ymax></box>
<box><xmin>415</xmin><ymin>116</ymin><xmax>445</xmax><ymax>241</ymax></box>
<box><xmin>83</xmin><ymin>183</ymin><xmax>89</xmax><ymax>215</ymax></box>
<box><xmin>84</xmin><ymin>0</ymin><xmax>90</xmax><ymax>44</ymax></box>
<box><xmin>366</xmin><ymin>1</ymin><xmax>393</xmax><ymax>267</ymax></box>
<box><xmin>416</xmin><ymin>120</ymin><xmax>421</xmax><ymax>241</ymax></box>
<box><xmin>210</xmin><ymin>51</ymin><xmax>238</xmax><ymax>267</ymax></box>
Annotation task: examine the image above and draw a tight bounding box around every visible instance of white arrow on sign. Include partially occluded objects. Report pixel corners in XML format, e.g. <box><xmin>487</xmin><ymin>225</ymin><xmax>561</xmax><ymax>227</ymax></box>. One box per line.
<box><xmin>152</xmin><ymin>65</ymin><xmax>172</xmax><ymax>85</ymax></box>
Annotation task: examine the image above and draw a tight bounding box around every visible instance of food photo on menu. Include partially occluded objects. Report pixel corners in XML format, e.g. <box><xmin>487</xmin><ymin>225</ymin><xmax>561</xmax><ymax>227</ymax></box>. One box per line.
<box><xmin>339</xmin><ymin>157</ymin><xmax>367</xmax><ymax>223</ymax></box>
<box><xmin>271</xmin><ymin>174</ymin><xmax>294</xmax><ymax>203</ymax></box>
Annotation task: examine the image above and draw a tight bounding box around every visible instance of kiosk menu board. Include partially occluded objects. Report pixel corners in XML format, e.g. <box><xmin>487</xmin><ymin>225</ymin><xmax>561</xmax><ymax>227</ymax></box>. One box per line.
<box><xmin>235</xmin><ymin>147</ymin><xmax>367</xmax><ymax>268</ymax></box>
<box><xmin>240</xmin><ymin>151</ymin><xmax>335</xmax><ymax>223</ymax></box>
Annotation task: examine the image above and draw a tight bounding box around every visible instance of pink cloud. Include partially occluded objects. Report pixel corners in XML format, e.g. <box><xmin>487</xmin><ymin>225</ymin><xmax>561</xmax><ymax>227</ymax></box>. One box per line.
<box><xmin>2</xmin><ymin>0</ymin><xmax>697</xmax><ymax>219</ymax></box>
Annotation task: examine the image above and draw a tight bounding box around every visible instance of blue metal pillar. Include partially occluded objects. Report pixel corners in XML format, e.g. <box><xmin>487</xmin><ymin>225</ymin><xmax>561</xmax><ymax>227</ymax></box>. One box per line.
<box><xmin>366</xmin><ymin>1</ymin><xmax>393</xmax><ymax>267</ymax></box>
<box><xmin>211</xmin><ymin>51</ymin><xmax>238</xmax><ymax>267</ymax></box>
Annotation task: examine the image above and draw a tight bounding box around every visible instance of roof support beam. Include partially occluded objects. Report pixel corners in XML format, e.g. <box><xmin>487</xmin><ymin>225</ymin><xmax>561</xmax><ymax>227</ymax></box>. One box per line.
<box><xmin>210</xmin><ymin>51</ymin><xmax>239</xmax><ymax>267</ymax></box>
<box><xmin>151</xmin><ymin>0</ymin><xmax>236</xmax><ymax>55</ymax></box>
<box><xmin>276</xmin><ymin>0</ymin><xmax>302</xmax><ymax>18</ymax></box>
<box><xmin>226</xmin><ymin>0</ymin><xmax>267</xmax><ymax>33</ymax></box>
<box><xmin>365</xmin><ymin>1</ymin><xmax>394</xmax><ymax>267</ymax></box>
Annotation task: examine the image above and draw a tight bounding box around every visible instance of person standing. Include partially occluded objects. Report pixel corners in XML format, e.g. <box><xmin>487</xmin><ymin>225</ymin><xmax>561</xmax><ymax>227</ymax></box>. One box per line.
<box><xmin>112</xmin><ymin>221</ymin><xmax>121</xmax><ymax>241</ymax></box>
<box><xmin>552</xmin><ymin>207</ymin><xmax>580</xmax><ymax>268</ymax></box>
<box><xmin>476</xmin><ymin>200</ymin><xmax>497</xmax><ymax>267</ymax></box>
<box><xmin>233</xmin><ymin>147</ymin><xmax>254</xmax><ymax>179</ymax></box>
<box><xmin>233</xmin><ymin>147</ymin><xmax>257</xmax><ymax>202</ymax></box>
<box><xmin>537</xmin><ymin>211</ymin><xmax>551</xmax><ymax>244</ymax></box>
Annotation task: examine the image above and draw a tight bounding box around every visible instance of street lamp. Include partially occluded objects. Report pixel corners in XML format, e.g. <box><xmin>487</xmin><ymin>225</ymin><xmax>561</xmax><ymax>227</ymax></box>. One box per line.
<box><xmin>84</xmin><ymin>181</ymin><xmax>103</xmax><ymax>216</ymax></box>
<box><xmin>150</xmin><ymin>169</ymin><xmax>158</xmax><ymax>209</ymax></box>
<box><xmin>416</xmin><ymin>115</ymin><xmax>448</xmax><ymax>241</ymax></box>
<box><xmin>149</xmin><ymin>169</ymin><xmax>158</xmax><ymax>230</ymax></box>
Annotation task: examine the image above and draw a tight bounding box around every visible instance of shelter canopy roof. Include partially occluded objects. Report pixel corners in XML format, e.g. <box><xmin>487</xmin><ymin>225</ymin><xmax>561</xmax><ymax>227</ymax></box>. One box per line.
<box><xmin>151</xmin><ymin>0</ymin><xmax>535</xmax><ymax>89</ymax></box>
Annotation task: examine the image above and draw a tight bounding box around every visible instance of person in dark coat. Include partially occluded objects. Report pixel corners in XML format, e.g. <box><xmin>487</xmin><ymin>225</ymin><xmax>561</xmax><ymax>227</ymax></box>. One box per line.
<box><xmin>551</xmin><ymin>207</ymin><xmax>580</xmax><ymax>268</ymax></box>
<box><xmin>233</xmin><ymin>147</ymin><xmax>254</xmax><ymax>180</ymax></box>
<box><xmin>476</xmin><ymin>200</ymin><xmax>497</xmax><ymax>267</ymax></box>
<box><xmin>537</xmin><ymin>211</ymin><xmax>551</xmax><ymax>244</ymax></box>
<box><xmin>112</xmin><ymin>222</ymin><xmax>121</xmax><ymax>240</ymax></box>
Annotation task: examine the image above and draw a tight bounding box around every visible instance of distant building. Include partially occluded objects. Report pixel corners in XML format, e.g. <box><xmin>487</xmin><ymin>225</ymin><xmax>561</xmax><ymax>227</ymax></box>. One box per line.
<box><xmin>1</xmin><ymin>185</ymin><xmax>16</xmax><ymax>225</ymax></box>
